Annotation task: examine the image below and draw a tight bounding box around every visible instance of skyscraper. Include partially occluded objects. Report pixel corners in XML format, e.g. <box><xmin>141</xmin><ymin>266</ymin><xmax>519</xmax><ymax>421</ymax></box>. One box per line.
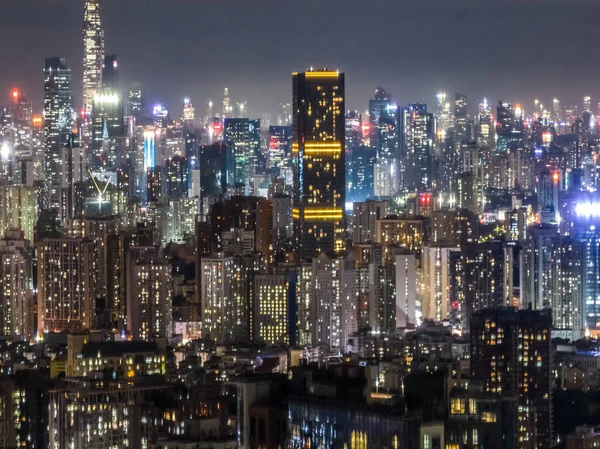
<box><xmin>43</xmin><ymin>57</ymin><xmax>73</xmax><ymax>210</ymax></box>
<box><xmin>91</xmin><ymin>55</ymin><xmax>124</xmax><ymax>171</ymax></box>
<box><xmin>292</xmin><ymin>69</ymin><xmax>345</xmax><ymax>260</ymax></box>
<box><xmin>127</xmin><ymin>90</ymin><xmax>145</xmax><ymax>118</ymax></box>
<box><xmin>401</xmin><ymin>103</ymin><xmax>434</xmax><ymax>192</ymax></box>
<box><xmin>223</xmin><ymin>118</ymin><xmax>260</xmax><ymax>193</ymax></box>
<box><xmin>368</xmin><ymin>87</ymin><xmax>391</xmax><ymax>151</ymax></box>
<box><xmin>82</xmin><ymin>0</ymin><xmax>104</xmax><ymax>112</ymax></box>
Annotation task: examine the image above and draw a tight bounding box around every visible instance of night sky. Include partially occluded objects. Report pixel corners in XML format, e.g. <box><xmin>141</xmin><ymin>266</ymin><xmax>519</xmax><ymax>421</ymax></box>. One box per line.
<box><xmin>1</xmin><ymin>0</ymin><xmax>599</xmax><ymax>118</ymax></box>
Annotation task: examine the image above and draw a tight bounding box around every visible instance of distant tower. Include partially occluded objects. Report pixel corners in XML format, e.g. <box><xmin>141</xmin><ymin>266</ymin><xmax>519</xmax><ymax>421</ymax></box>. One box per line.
<box><xmin>222</xmin><ymin>88</ymin><xmax>231</xmax><ymax>118</ymax></box>
<box><xmin>82</xmin><ymin>0</ymin><xmax>104</xmax><ymax>112</ymax></box>
<box><xmin>182</xmin><ymin>98</ymin><xmax>195</xmax><ymax>129</ymax></box>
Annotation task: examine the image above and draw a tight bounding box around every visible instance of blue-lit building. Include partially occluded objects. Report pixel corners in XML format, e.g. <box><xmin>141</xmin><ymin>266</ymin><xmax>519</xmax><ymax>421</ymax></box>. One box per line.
<box><xmin>565</xmin><ymin>195</ymin><xmax>600</xmax><ymax>333</ymax></box>
<box><xmin>223</xmin><ymin>118</ymin><xmax>260</xmax><ymax>193</ymax></box>
<box><xmin>368</xmin><ymin>87</ymin><xmax>392</xmax><ymax>151</ymax></box>
<box><xmin>378</xmin><ymin>104</ymin><xmax>399</xmax><ymax>159</ymax></box>
<box><xmin>287</xmin><ymin>397</ymin><xmax>417</xmax><ymax>449</ymax></box>
<box><xmin>144</xmin><ymin>130</ymin><xmax>155</xmax><ymax>170</ymax></box>
<box><xmin>349</xmin><ymin>146</ymin><xmax>376</xmax><ymax>203</ymax></box>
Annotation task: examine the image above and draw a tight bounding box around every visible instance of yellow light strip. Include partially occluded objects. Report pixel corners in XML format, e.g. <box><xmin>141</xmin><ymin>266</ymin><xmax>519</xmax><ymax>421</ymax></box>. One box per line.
<box><xmin>303</xmin><ymin>142</ymin><xmax>342</xmax><ymax>154</ymax></box>
<box><xmin>304</xmin><ymin>207</ymin><xmax>343</xmax><ymax>220</ymax></box>
<box><xmin>305</xmin><ymin>72</ymin><xmax>339</xmax><ymax>78</ymax></box>
<box><xmin>304</xmin><ymin>149</ymin><xmax>342</xmax><ymax>154</ymax></box>
<box><xmin>304</xmin><ymin>143</ymin><xmax>341</xmax><ymax>148</ymax></box>
<box><xmin>305</xmin><ymin>215</ymin><xmax>343</xmax><ymax>221</ymax></box>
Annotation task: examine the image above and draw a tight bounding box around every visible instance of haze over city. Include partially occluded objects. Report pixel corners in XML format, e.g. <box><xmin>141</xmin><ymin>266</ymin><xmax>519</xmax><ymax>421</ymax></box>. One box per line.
<box><xmin>2</xmin><ymin>0</ymin><xmax>600</xmax><ymax>115</ymax></box>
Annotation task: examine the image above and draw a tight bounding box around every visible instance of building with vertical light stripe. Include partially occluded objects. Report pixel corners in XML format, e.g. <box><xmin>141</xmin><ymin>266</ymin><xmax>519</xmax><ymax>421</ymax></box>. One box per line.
<box><xmin>292</xmin><ymin>69</ymin><xmax>345</xmax><ymax>261</ymax></box>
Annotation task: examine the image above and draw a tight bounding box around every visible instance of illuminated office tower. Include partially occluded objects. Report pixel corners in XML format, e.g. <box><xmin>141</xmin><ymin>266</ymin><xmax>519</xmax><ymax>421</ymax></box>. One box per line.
<box><xmin>435</xmin><ymin>92</ymin><xmax>453</xmax><ymax>141</ymax></box>
<box><xmin>182</xmin><ymin>97</ymin><xmax>195</xmax><ymax>130</ymax></box>
<box><xmin>254</xmin><ymin>274</ymin><xmax>290</xmax><ymax>345</ymax></box>
<box><xmin>44</xmin><ymin>57</ymin><xmax>73</xmax><ymax>210</ymax></box>
<box><xmin>223</xmin><ymin>118</ymin><xmax>259</xmax><ymax>193</ymax></box>
<box><xmin>165</xmin><ymin>121</ymin><xmax>185</xmax><ymax>158</ymax></box>
<box><xmin>477</xmin><ymin>98</ymin><xmax>493</xmax><ymax>148</ymax></box>
<box><xmin>126</xmin><ymin>247</ymin><xmax>172</xmax><ymax>341</ymax></box>
<box><xmin>91</xmin><ymin>55</ymin><xmax>124</xmax><ymax>170</ymax></box>
<box><xmin>352</xmin><ymin>146</ymin><xmax>377</xmax><ymax>201</ymax></box>
<box><xmin>553</xmin><ymin>98</ymin><xmax>562</xmax><ymax>123</ymax></box>
<box><xmin>570</xmin><ymin>204</ymin><xmax>600</xmax><ymax>333</ymax></box>
<box><xmin>496</xmin><ymin>101</ymin><xmax>523</xmax><ymax>153</ymax></box>
<box><xmin>292</xmin><ymin>69</ymin><xmax>345</xmax><ymax>260</ymax></box>
<box><xmin>268</xmin><ymin>125</ymin><xmax>292</xmax><ymax>171</ymax></box>
<box><xmin>400</xmin><ymin>103</ymin><xmax>434</xmax><ymax>192</ymax></box>
<box><xmin>10</xmin><ymin>89</ymin><xmax>33</xmax><ymax>151</ymax></box>
<box><xmin>37</xmin><ymin>238</ymin><xmax>97</xmax><ymax>333</ymax></box>
<box><xmin>378</xmin><ymin>104</ymin><xmax>399</xmax><ymax>159</ymax></box>
<box><xmin>584</xmin><ymin>96</ymin><xmax>591</xmax><ymax>113</ymax></box>
<box><xmin>165</xmin><ymin>156</ymin><xmax>188</xmax><ymax>198</ymax></box>
<box><xmin>146</xmin><ymin>166</ymin><xmax>163</xmax><ymax>203</ymax></box>
<box><xmin>454</xmin><ymin>93</ymin><xmax>468</xmax><ymax>148</ymax></box>
<box><xmin>82</xmin><ymin>0</ymin><xmax>104</xmax><ymax>111</ymax></box>
<box><xmin>368</xmin><ymin>87</ymin><xmax>391</xmax><ymax>151</ymax></box>
<box><xmin>222</xmin><ymin>87</ymin><xmax>232</xmax><ymax>118</ymax></box>
<box><xmin>127</xmin><ymin>89</ymin><xmax>145</xmax><ymax>118</ymax></box>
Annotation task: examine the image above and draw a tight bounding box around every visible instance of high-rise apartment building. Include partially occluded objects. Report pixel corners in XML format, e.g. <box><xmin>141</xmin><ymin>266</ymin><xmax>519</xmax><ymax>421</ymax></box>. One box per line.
<box><xmin>521</xmin><ymin>225</ymin><xmax>584</xmax><ymax>340</ymax></box>
<box><xmin>254</xmin><ymin>274</ymin><xmax>289</xmax><ymax>345</ymax></box>
<box><xmin>0</xmin><ymin>232</ymin><xmax>32</xmax><ymax>340</ymax></box>
<box><xmin>292</xmin><ymin>69</ymin><xmax>345</xmax><ymax>260</ymax></box>
<box><xmin>470</xmin><ymin>308</ymin><xmax>552</xmax><ymax>449</ymax></box>
<box><xmin>126</xmin><ymin>247</ymin><xmax>173</xmax><ymax>341</ymax></box>
<box><xmin>353</xmin><ymin>200</ymin><xmax>388</xmax><ymax>244</ymax></box>
<box><xmin>37</xmin><ymin>238</ymin><xmax>97</xmax><ymax>333</ymax></box>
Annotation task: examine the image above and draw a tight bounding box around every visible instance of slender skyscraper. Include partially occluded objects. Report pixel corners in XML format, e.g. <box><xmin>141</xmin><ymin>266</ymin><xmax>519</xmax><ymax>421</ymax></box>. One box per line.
<box><xmin>292</xmin><ymin>69</ymin><xmax>345</xmax><ymax>260</ymax></box>
<box><xmin>43</xmin><ymin>57</ymin><xmax>73</xmax><ymax>209</ymax></box>
<box><xmin>82</xmin><ymin>0</ymin><xmax>104</xmax><ymax>161</ymax></box>
<box><xmin>401</xmin><ymin>103</ymin><xmax>434</xmax><ymax>192</ymax></box>
<box><xmin>82</xmin><ymin>0</ymin><xmax>104</xmax><ymax>112</ymax></box>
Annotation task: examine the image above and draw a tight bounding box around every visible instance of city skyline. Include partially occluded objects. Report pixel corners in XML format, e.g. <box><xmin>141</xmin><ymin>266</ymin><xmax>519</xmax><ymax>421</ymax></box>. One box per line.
<box><xmin>2</xmin><ymin>0</ymin><xmax>600</xmax><ymax>117</ymax></box>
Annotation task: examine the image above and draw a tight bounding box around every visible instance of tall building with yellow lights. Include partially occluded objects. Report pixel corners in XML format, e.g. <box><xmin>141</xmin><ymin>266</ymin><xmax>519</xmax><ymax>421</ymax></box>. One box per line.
<box><xmin>292</xmin><ymin>69</ymin><xmax>345</xmax><ymax>261</ymax></box>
